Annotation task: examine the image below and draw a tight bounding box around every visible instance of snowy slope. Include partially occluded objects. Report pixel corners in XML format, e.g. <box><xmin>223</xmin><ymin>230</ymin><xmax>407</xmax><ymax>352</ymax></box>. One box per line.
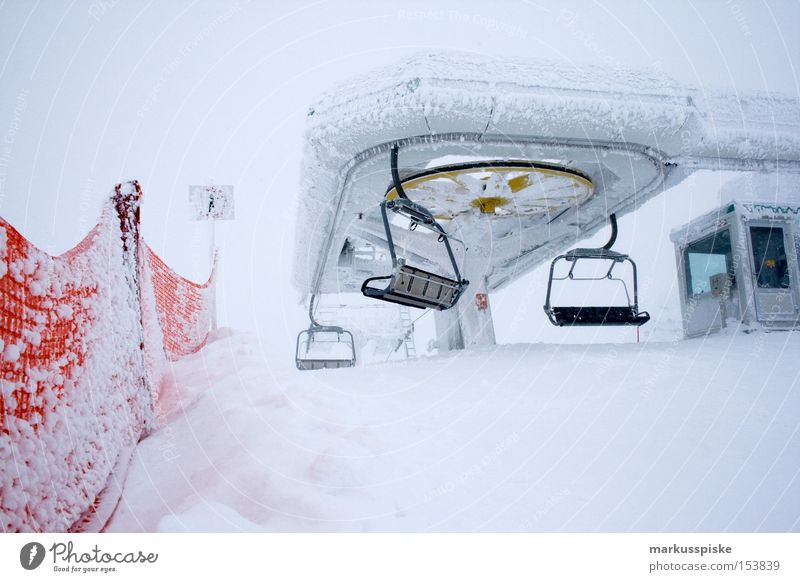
<box><xmin>108</xmin><ymin>328</ymin><xmax>800</xmax><ymax>533</ymax></box>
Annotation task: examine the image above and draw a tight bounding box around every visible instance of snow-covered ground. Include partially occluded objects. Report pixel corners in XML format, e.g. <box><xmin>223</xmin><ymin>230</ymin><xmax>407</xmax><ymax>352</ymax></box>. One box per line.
<box><xmin>108</xmin><ymin>327</ymin><xmax>800</xmax><ymax>533</ymax></box>
<box><xmin>2</xmin><ymin>1</ymin><xmax>798</xmax><ymax>537</ymax></box>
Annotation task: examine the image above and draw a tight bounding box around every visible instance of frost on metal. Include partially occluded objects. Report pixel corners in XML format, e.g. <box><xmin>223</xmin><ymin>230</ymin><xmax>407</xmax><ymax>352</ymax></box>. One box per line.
<box><xmin>0</xmin><ymin>181</ymin><xmax>216</xmax><ymax>532</ymax></box>
<box><xmin>293</xmin><ymin>51</ymin><xmax>800</xmax><ymax>296</ymax></box>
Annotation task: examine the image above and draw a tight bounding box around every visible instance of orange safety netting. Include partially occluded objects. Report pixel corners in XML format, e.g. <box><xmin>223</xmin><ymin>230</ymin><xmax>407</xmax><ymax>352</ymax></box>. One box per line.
<box><xmin>0</xmin><ymin>181</ymin><xmax>216</xmax><ymax>533</ymax></box>
<box><xmin>0</xmin><ymin>220</ymin><xmax>97</xmax><ymax>432</ymax></box>
<box><xmin>145</xmin><ymin>244</ymin><xmax>215</xmax><ymax>360</ymax></box>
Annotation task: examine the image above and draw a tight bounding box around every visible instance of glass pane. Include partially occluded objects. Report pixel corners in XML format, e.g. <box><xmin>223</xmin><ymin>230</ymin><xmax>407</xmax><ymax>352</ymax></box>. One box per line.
<box><xmin>688</xmin><ymin>253</ymin><xmax>727</xmax><ymax>294</ymax></box>
<box><xmin>684</xmin><ymin>229</ymin><xmax>735</xmax><ymax>296</ymax></box>
<box><xmin>750</xmin><ymin>226</ymin><xmax>790</xmax><ymax>289</ymax></box>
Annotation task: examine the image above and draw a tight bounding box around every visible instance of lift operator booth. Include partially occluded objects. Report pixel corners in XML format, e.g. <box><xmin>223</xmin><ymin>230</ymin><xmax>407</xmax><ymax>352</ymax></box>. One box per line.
<box><xmin>671</xmin><ymin>189</ymin><xmax>800</xmax><ymax>338</ymax></box>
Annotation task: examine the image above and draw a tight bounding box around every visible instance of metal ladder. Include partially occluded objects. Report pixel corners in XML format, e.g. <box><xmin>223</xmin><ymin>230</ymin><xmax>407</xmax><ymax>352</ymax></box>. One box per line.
<box><xmin>399</xmin><ymin>306</ymin><xmax>417</xmax><ymax>359</ymax></box>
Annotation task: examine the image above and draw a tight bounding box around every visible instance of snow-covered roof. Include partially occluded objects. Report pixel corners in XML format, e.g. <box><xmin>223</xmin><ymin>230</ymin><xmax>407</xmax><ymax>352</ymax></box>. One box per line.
<box><xmin>295</xmin><ymin>51</ymin><xmax>800</xmax><ymax>296</ymax></box>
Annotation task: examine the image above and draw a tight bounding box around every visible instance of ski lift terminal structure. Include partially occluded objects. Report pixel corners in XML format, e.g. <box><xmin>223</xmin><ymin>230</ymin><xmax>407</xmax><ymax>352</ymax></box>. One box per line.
<box><xmin>294</xmin><ymin>52</ymin><xmax>800</xmax><ymax>362</ymax></box>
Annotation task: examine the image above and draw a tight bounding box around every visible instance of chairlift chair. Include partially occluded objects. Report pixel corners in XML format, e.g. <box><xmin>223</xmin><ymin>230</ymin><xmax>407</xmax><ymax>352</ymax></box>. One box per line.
<box><xmin>361</xmin><ymin>145</ymin><xmax>469</xmax><ymax>310</ymax></box>
<box><xmin>543</xmin><ymin>214</ymin><xmax>650</xmax><ymax>327</ymax></box>
<box><xmin>295</xmin><ymin>296</ymin><xmax>356</xmax><ymax>371</ymax></box>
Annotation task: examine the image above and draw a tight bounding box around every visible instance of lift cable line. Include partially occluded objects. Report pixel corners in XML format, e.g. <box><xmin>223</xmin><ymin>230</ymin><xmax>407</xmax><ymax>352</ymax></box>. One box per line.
<box><xmin>543</xmin><ymin>213</ymin><xmax>651</xmax><ymax>327</ymax></box>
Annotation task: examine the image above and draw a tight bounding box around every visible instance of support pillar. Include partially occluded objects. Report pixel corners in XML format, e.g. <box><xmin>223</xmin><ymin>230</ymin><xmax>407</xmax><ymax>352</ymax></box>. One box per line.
<box><xmin>433</xmin><ymin>240</ymin><xmax>496</xmax><ymax>352</ymax></box>
<box><xmin>455</xmin><ymin>274</ymin><xmax>496</xmax><ymax>349</ymax></box>
<box><xmin>434</xmin><ymin>308</ymin><xmax>464</xmax><ymax>353</ymax></box>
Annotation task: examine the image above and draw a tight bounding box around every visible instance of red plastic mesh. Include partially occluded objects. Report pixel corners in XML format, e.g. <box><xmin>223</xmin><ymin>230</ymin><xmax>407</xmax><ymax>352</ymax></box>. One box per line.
<box><xmin>0</xmin><ymin>181</ymin><xmax>216</xmax><ymax>532</ymax></box>
<box><xmin>145</xmin><ymin>244</ymin><xmax>214</xmax><ymax>360</ymax></box>
<box><xmin>0</xmin><ymin>219</ymin><xmax>98</xmax><ymax>433</ymax></box>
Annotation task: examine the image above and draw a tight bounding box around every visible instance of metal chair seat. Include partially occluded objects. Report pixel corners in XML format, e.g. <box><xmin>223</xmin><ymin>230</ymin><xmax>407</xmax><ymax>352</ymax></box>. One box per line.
<box><xmin>547</xmin><ymin>305</ymin><xmax>651</xmax><ymax>327</ymax></box>
<box><xmin>296</xmin><ymin>358</ymin><xmax>355</xmax><ymax>371</ymax></box>
<box><xmin>362</xmin><ymin>264</ymin><xmax>466</xmax><ymax>310</ymax></box>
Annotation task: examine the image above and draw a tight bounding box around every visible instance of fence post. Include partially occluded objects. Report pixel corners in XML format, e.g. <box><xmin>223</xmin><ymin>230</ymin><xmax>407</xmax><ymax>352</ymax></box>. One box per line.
<box><xmin>112</xmin><ymin>181</ymin><xmax>150</xmax><ymax>406</ymax></box>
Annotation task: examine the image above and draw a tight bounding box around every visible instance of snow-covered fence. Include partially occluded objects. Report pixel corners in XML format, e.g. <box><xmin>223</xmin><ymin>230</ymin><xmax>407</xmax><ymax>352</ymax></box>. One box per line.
<box><xmin>145</xmin><ymin>245</ymin><xmax>215</xmax><ymax>360</ymax></box>
<box><xmin>0</xmin><ymin>181</ymin><xmax>215</xmax><ymax>532</ymax></box>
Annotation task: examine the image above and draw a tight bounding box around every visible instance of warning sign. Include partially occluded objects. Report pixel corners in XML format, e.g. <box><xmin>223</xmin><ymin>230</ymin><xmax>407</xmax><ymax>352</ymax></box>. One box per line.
<box><xmin>189</xmin><ymin>185</ymin><xmax>235</xmax><ymax>220</ymax></box>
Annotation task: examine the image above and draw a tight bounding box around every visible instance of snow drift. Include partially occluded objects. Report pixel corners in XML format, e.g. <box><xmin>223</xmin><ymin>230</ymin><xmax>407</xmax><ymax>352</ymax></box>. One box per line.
<box><xmin>108</xmin><ymin>328</ymin><xmax>800</xmax><ymax>533</ymax></box>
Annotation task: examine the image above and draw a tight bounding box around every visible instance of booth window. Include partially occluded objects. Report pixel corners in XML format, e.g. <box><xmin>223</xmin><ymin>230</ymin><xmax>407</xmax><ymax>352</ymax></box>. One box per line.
<box><xmin>750</xmin><ymin>226</ymin><xmax>790</xmax><ymax>289</ymax></box>
<box><xmin>684</xmin><ymin>229</ymin><xmax>735</xmax><ymax>295</ymax></box>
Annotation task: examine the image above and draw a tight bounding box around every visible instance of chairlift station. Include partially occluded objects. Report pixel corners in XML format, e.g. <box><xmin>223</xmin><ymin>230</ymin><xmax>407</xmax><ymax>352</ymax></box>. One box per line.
<box><xmin>293</xmin><ymin>53</ymin><xmax>800</xmax><ymax>367</ymax></box>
